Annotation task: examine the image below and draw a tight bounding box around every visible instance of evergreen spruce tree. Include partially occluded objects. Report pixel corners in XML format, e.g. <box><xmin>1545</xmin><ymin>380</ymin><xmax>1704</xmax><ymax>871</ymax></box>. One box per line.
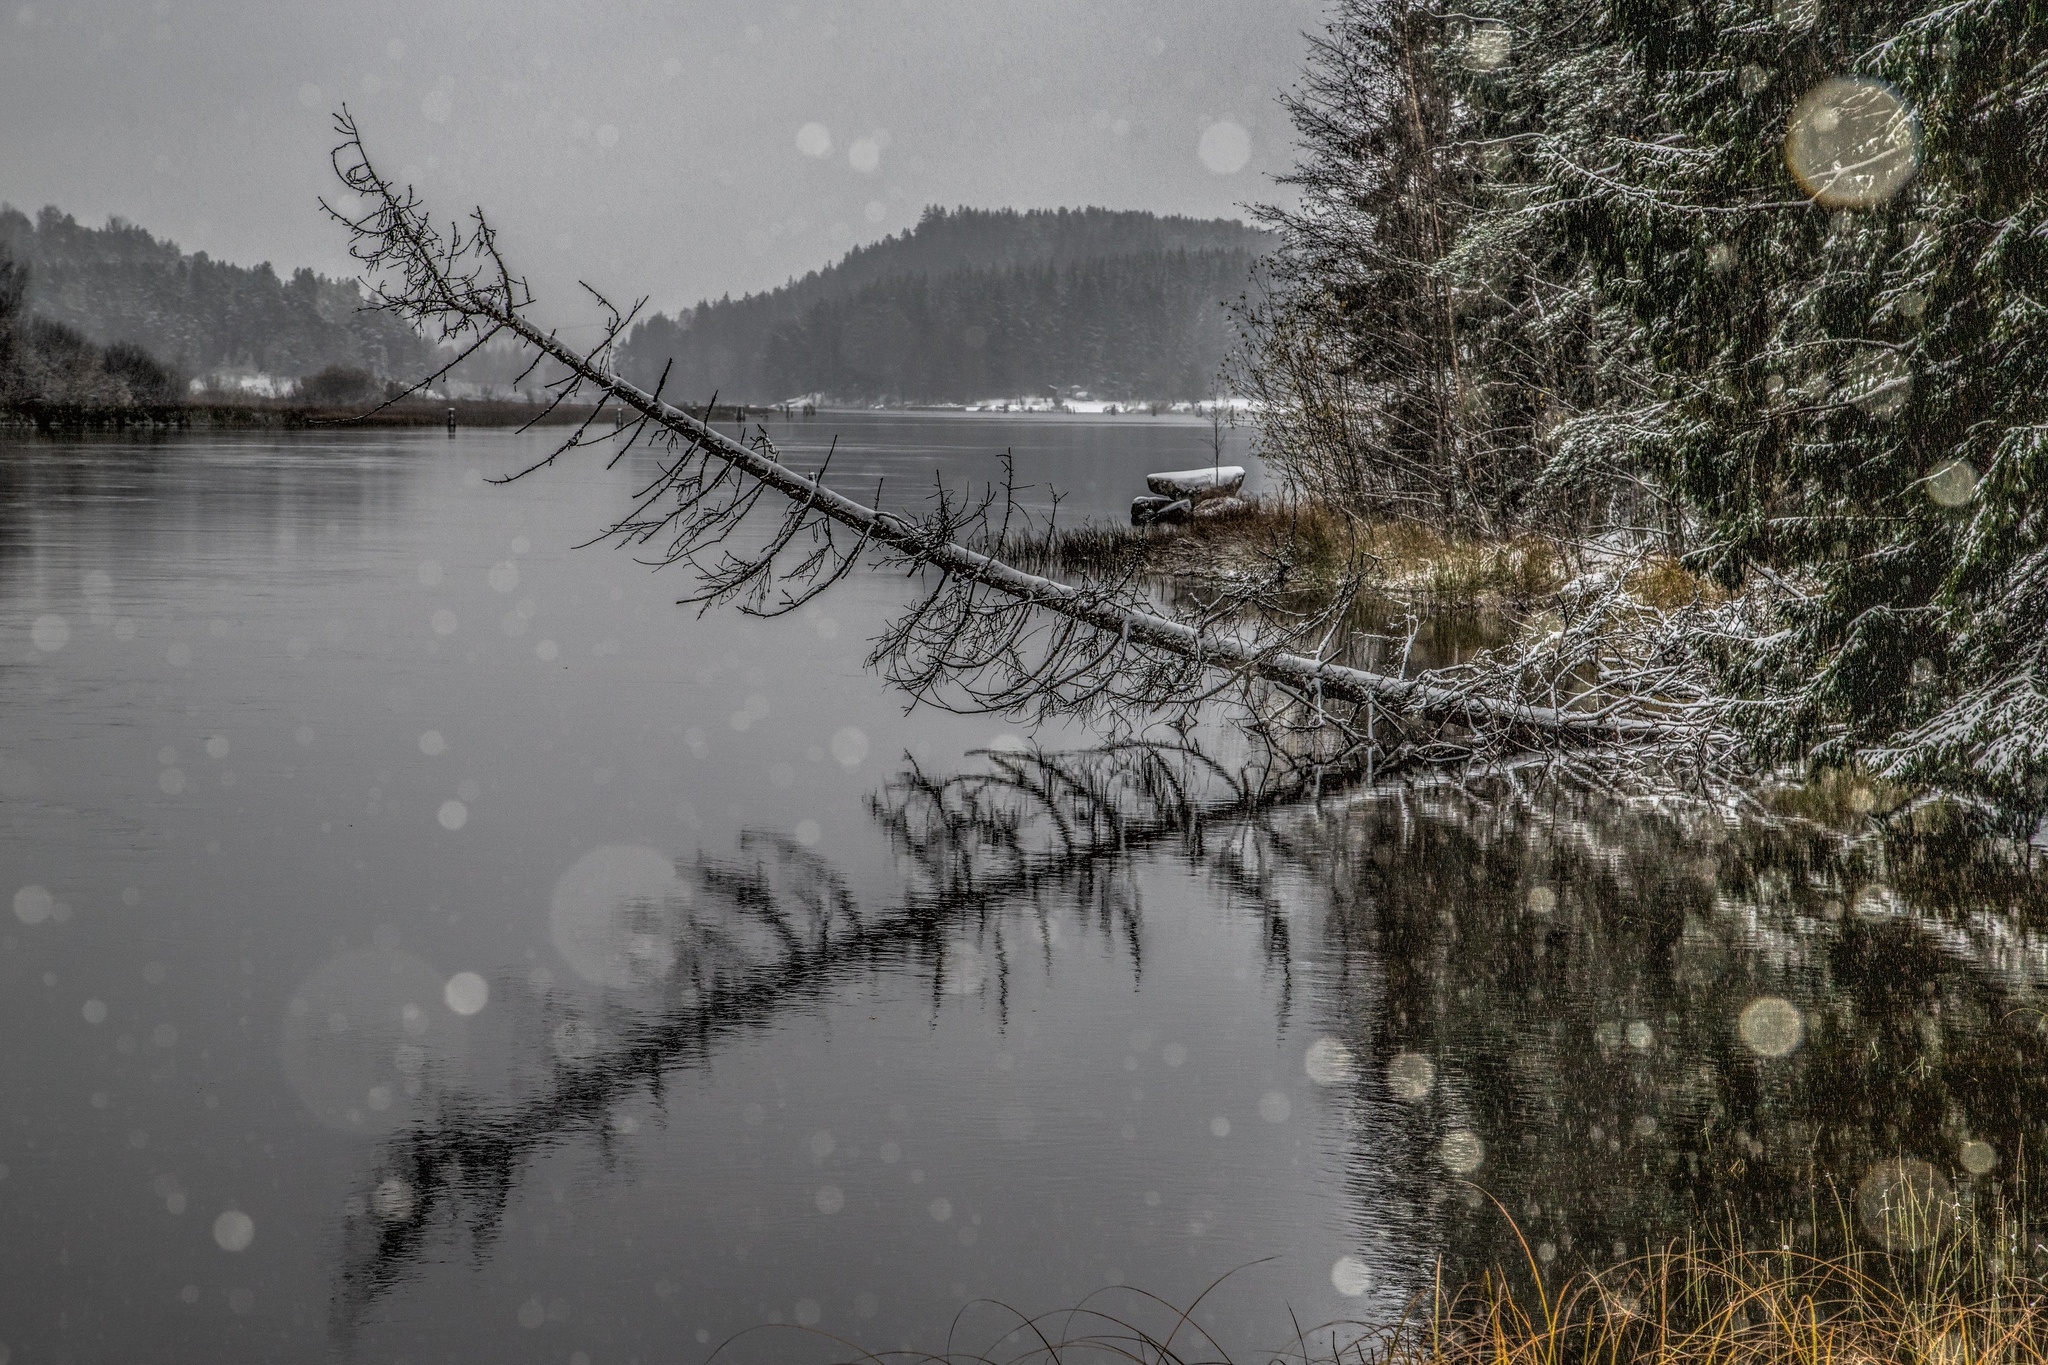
<box><xmin>1253</xmin><ymin>0</ymin><xmax>2048</xmax><ymax>804</ymax></box>
<box><xmin>1526</xmin><ymin>0</ymin><xmax>2048</xmax><ymax>803</ymax></box>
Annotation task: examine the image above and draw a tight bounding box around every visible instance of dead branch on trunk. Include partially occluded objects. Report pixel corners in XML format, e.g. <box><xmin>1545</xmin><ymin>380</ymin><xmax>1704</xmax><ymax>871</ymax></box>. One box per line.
<box><xmin>324</xmin><ymin>111</ymin><xmax>1724</xmax><ymax>774</ymax></box>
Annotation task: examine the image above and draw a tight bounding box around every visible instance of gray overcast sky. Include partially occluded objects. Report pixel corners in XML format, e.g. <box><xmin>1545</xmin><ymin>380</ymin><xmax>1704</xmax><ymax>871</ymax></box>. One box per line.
<box><xmin>0</xmin><ymin>0</ymin><xmax>1320</xmax><ymax>316</ymax></box>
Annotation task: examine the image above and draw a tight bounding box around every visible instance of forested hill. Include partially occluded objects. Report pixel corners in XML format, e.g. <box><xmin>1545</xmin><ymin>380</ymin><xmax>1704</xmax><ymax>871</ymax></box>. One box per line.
<box><xmin>618</xmin><ymin>207</ymin><xmax>1273</xmax><ymax>404</ymax></box>
<box><xmin>0</xmin><ymin>206</ymin><xmax>428</xmax><ymax>382</ymax></box>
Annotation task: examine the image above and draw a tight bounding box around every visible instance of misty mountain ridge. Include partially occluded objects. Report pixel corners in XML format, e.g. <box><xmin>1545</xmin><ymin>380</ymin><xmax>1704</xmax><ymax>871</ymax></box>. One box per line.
<box><xmin>620</xmin><ymin>206</ymin><xmax>1274</xmax><ymax>405</ymax></box>
<box><xmin>0</xmin><ymin>204</ymin><xmax>427</xmax><ymax>386</ymax></box>
<box><xmin>0</xmin><ymin>202</ymin><xmax>1269</xmax><ymax>407</ymax></box>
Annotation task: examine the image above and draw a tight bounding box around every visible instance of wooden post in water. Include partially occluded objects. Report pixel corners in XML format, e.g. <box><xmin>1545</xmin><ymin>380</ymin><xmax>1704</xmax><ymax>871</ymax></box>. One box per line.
<box><xmin>446</xmin><ymin>406</ymin><xmax>457</xmax><ymax>436</ymax></box>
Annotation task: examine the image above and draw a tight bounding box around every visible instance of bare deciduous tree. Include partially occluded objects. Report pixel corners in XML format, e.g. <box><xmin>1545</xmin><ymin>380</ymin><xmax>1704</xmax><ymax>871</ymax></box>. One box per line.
<box><xmin>324</xmin><ymin>111</ymin><xmax>1712</xmax><ymax>784</ymax></box>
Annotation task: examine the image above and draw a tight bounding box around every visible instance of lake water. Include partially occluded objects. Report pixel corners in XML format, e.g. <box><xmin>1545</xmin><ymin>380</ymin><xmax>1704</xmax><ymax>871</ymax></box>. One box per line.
<box><xmin>4</xmin><ymin>413</ymin><xmax>2047</xmax><ymax>1365</ymax></box>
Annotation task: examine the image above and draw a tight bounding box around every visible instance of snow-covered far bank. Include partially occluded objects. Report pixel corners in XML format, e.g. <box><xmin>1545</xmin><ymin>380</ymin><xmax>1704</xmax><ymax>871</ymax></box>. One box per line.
<box><xmin>946</xmin><ymin>395</ymin><xmax>1262</xmax><ymax>415</ymax></box>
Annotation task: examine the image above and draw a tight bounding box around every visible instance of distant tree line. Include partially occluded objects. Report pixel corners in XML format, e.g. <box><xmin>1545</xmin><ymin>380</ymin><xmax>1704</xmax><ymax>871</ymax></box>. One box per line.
<box><xmin>1244</xmin><ymin>0</ymin><xmax>2046</xmax><ymax>802</ymax></box>
<box><xmin>0</xmin><ymin>243</ymin><xmax>180</xmax><ymax>406</ymax></box>
<box><xmin>620</xmin><ymin>205</ymin><xmax>1272</xmax><ymax>403</ymax></box>
<box><xmin>0</xmin><ymin>205</ymin><xmax>427</xmax><ymax>391</ymax></box>
<box><xmin>759</xmin><ymin>248</ymin><xmax>1256</xmax><ymax>402</ymax></box>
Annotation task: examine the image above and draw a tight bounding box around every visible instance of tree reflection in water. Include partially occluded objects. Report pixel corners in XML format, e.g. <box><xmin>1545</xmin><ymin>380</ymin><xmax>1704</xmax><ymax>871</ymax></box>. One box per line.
<box><xmin>328</xmin><ymin>743</ymin><xmax>1295</xmax><ymax>1334</ymax></box>
<box><xmin>330</xmin><ymin>749</ymin><xmax>2048</xmax><ymax>1336</ymax></box>
<box><xmin>1305</xmin><ymin>777</ymin><xmax>2048</xmax><ymax>1293</ymax></box>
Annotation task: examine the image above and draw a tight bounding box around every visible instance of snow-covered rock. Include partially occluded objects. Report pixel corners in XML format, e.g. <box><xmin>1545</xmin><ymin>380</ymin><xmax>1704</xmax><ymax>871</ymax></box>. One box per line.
<box><xmin>1145</xmin><ymin>465</ymin><xmax>1245</xmax><ymax>501</ymax></box>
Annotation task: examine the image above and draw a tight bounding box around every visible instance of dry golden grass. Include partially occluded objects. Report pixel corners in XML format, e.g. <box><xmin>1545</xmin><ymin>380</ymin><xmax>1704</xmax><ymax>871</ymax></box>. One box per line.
<box><xmin>1365</xmin><ymin>1236</ymin><xmax>2048</xmax><ymax>1365</ymax></box>
<box><xmin>1001</xmin><ymin>499</ymin><xmax>1566</xmax><ymax>609</ymax></box>
<box><xmin>777</xmin><ymin>1238</ymin><xmax>2048</xmax><ymax>1365</ymax></box>
<box><xmin>785</xmin><ymin>1192</ymin><xmax>2048</xmax><ymax>1365</ymax></box>
<box><xmin>1624</xmin><ymin>555</ymin><xmax>1723</xmax><ymax>611</ymax></box>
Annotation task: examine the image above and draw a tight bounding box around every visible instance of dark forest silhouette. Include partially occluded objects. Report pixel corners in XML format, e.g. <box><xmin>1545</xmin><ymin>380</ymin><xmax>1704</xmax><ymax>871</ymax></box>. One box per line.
<box><xmin>620</xmin><ymin>207</ymin><xmax>1272</xmax><ymax>404</ymax></box>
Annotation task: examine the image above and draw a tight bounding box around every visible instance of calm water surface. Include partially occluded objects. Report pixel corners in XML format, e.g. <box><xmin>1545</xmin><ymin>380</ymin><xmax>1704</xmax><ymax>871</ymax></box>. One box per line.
<box><xmin>3</xmin><ymin>414</ymin><xmax>2047</xmax><ymax>1364</ymax></box>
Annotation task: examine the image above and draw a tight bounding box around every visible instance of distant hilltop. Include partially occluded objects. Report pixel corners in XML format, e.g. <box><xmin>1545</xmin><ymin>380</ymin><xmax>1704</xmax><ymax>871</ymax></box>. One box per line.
<box><xmin>0</xmin><ymin>203</ymin><xmax>1271</xmax><ymax>412</ymax></box>
<box><xmin>620</xmin><ymin>206</ymin><xmax>1274</xmax><ymax>406</ymax></box>
<box><xmin>0</xmin><ymin>205</ymin><xmax>428</xmax><ymax>390</ymax></box>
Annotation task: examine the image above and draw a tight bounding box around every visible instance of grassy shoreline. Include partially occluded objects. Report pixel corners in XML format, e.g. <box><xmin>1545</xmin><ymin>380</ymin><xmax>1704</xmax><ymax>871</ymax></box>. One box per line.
<box><xmin>1003</xmin><ymin>498</ymin><xmax>1657</xmax><ymax>615</ymax></box>
<box><xmin>796</xmin><ymin>1219</ymin><xmax>2048</xmax><ymax>1365</ymax></box>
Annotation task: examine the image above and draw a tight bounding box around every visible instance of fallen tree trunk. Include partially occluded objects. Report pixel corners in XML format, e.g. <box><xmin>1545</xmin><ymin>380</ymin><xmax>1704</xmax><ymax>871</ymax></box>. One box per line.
<box><xmin>487</xmin><ymin>309</ymin><xmax>1682</xmax><ymax>743</ymax></box>
<box><xmin>326</xmin><ymin>111</ymin><xmax>1703</xmax><ymax>752</ymax></box>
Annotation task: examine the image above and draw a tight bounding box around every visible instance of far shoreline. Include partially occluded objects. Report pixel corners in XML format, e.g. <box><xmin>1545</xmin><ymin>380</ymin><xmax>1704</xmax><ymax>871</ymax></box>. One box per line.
<box><xmin>0</xmin><ymin>396</ymin><xmax>1246</xmax><ymax>434</ymax></box>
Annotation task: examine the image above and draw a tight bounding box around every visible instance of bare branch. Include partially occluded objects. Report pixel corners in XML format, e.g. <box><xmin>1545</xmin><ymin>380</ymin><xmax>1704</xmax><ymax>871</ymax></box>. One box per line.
<box><xmin>326</xmin><ymin>112</ymin><xmax>1723</xmax><ymax>770</ymax></box>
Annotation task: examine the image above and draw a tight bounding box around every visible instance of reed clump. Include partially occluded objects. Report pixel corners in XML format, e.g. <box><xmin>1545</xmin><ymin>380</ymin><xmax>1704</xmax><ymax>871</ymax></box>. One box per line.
<box><xmin>1359</xmin><ymin>1240</ymin><xmax>2048</xmax><ymax>1365</ymax></box>
<box><xmin>794</xmin><ymin>1190</ymin><xmax>2048</xmax><ymax>1365</ymax></box>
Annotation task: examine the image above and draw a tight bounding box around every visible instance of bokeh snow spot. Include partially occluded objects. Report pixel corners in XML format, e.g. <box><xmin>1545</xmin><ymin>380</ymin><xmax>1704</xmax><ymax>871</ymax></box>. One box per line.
<box><xmin>1855</xmin><ymin>1157</ymin><xmax>1952</xmax><ymax>1250</ymax></box>
<box><xmin>1737</xmin><ymin>996</ymin><xmax>1803</xmax><ymax>1057</ymax></box>
<box><xmin>940</xmin><ymin>941</ymin><xmax>986</xmax><ymax>994</ymax></box>
<box><xmin>13</xmin><ymin>885</ymin><xmax>54</xmax><ymax>925</ymax></box>
<box><xmin>1843</xmin><ymin>347</ymin><xmax>1911</xmax><ymax>419</ymax></box>
<box><xmin>1386</xmin><ymin>1051</ymin><xmax>1435</xmax><ymax>1100</ymax></box>
<box><xmin>1197</xmin><ymin>120</ymin><xmax>1251</xmax><ymax>175</ymax></box>
<box><xmin>213</xmin><ymin>1209</ymin><xmax>255</xmax><ymax>1252</ymax></box>
<box><xmin>1925</xmin><ymin>460</ymin><xmax>1977</xmax><ymax>508</ymax></box>
<box><xmin>1462</xmin><ymin>22</ymin><xmax>1510</xmax><ymax>71</ymax></box>
<box><xmin>281</xmin><ymin>948</ymin><xmax>467</xmax><ymax>1132</ymax></box>
<box><xmin>796</xmin><ymin>122</ymin><xmax>831</xmax><ymax>158</ymax></box>
<box><xmin>1331</xmin><ymin>1256</ymin><xmax>1373</xmax><ymax>1296</ymax></box>
<box><xmin>830</xmin><ymin>726</ymin><xmax>870</xmax><ymax>768</ymax></box>
<box><xmin>443</xmin><ymin>971</ymin><xmax>488</xmax><ymax>1016</ymax></box>
<box><xmin>1304</xmin><ymin>1036</ymin><xmax>1358</xmax><ymax>1086</ymax></box>
<box><xmin>549</xmin><ymin>845</ymin><xmax>691</xmax><ymax>992</ymax></box>
<box><xmin>372</xmin><ymin>1178</ymin><xmax>417</xmax><ymax>1221</ymax></box>
<box><xmin>1438</xmin><ymin>1129</ymin><xmax>1485</xmax><ymax>1174</ymax></box>
<box><xmin>1785</xmin><ymin>78</ymin><xmax>1919</xmax><ymax>209</ymax></box>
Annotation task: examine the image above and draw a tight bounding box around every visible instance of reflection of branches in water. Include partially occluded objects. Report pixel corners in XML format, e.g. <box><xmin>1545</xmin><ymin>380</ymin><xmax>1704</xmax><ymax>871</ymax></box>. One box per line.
<box><xmin>1299</xmin><ymin>769</ymin><xmax>2048</xmax><ymax>1293</ymax></box>
<box><xmin>877</xmin><ymin>742</ymin><xmax>1299</xmax><ymax>1008</ymax></box>
<box><xmin>329</xmin><ymin>745</ymin><xmax>1297</xmax><ymax>1335</ymax></box>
